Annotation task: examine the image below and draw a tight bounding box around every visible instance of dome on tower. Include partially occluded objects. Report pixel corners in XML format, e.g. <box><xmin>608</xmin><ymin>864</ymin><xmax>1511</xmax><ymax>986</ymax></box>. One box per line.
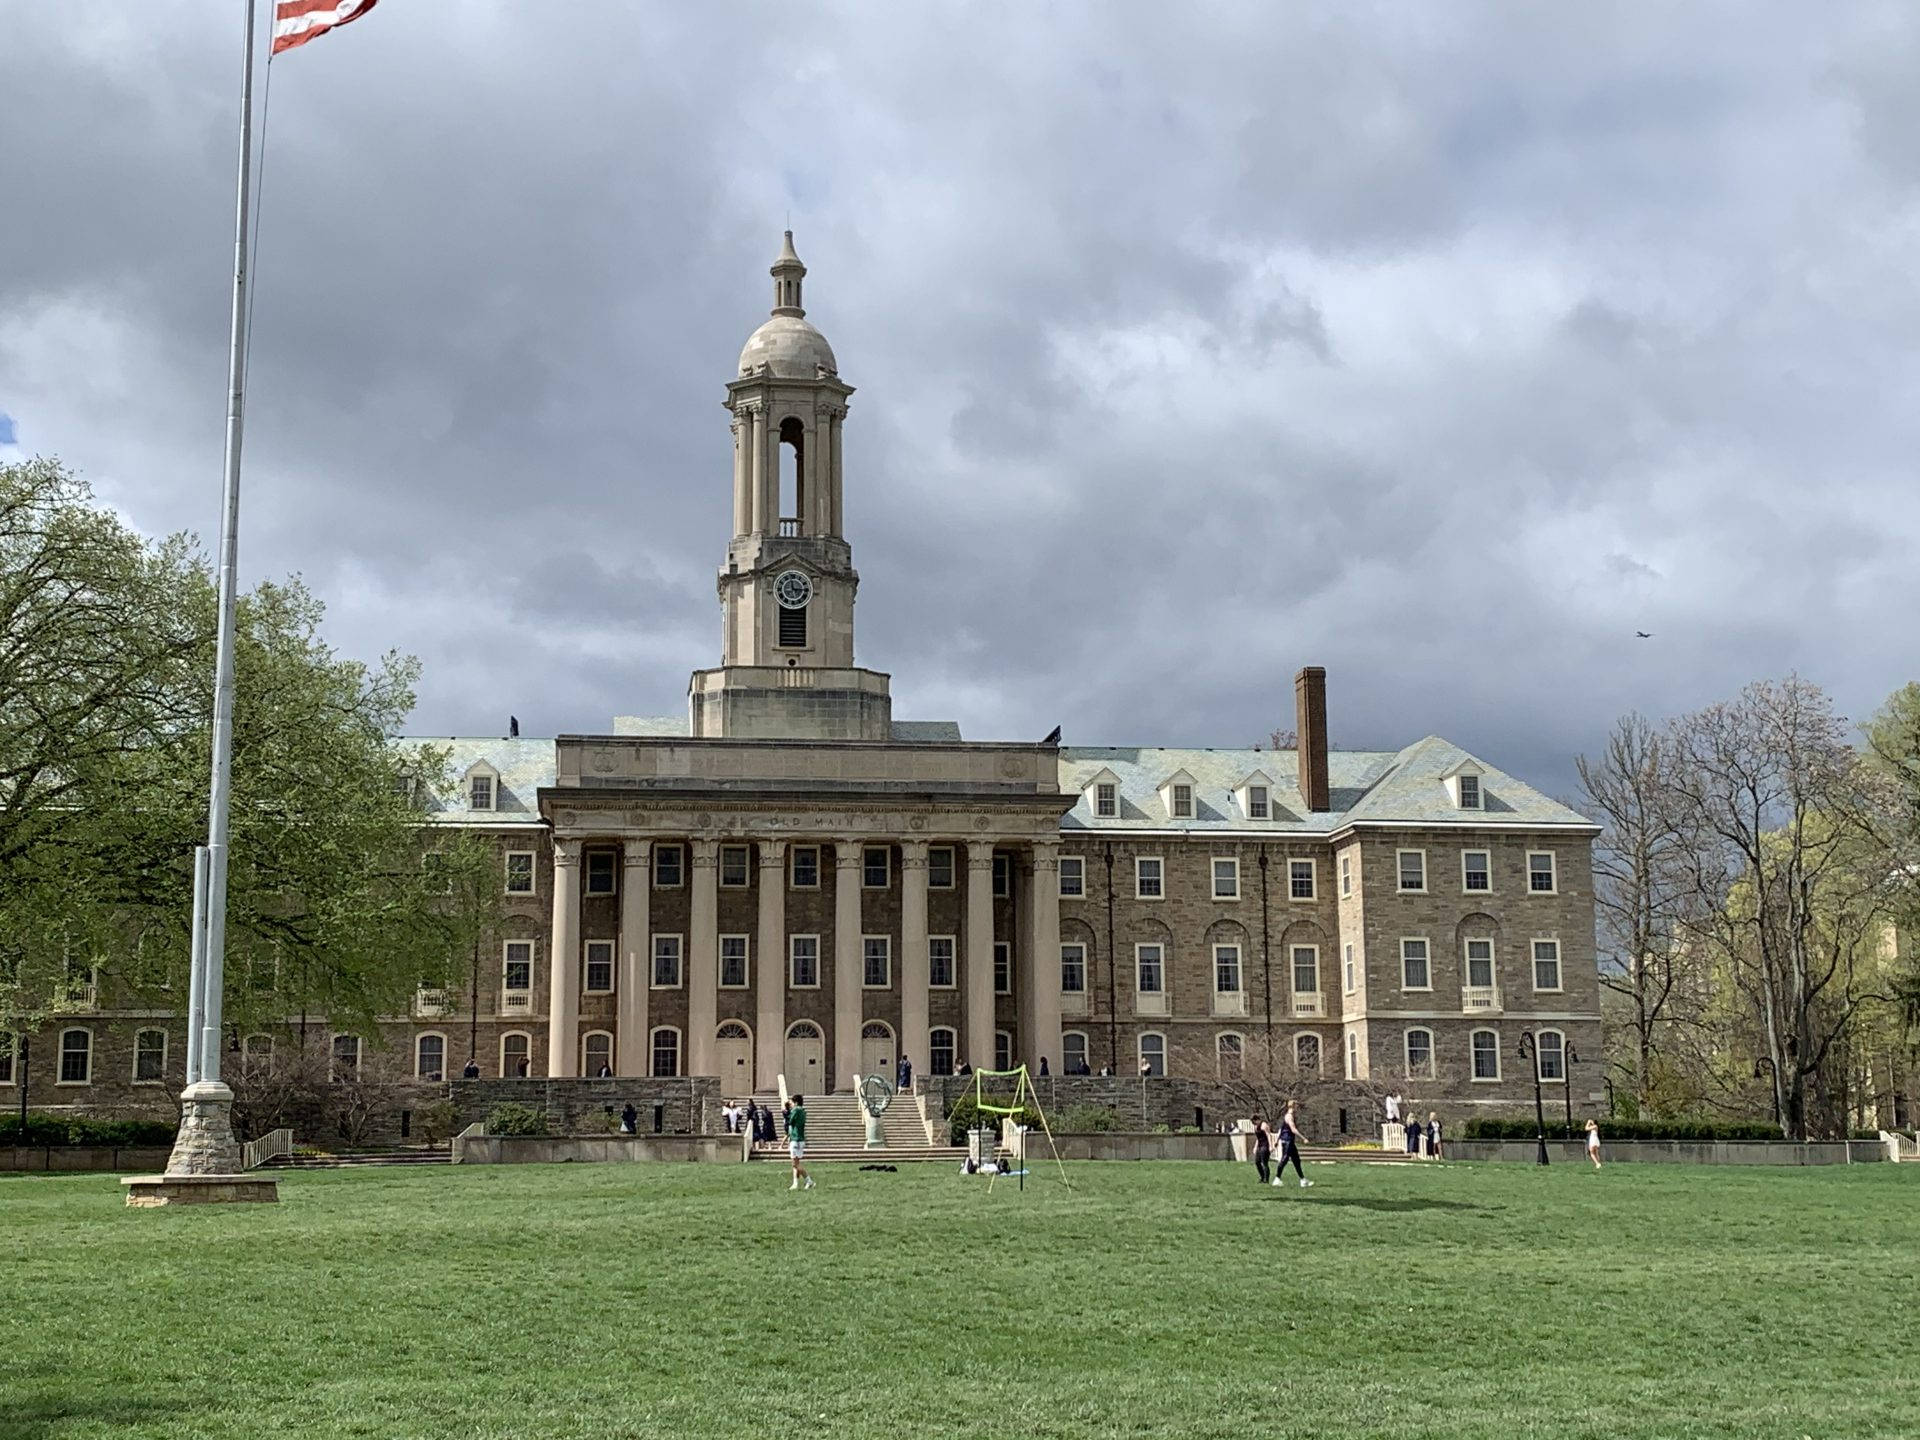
<box><xmin>738</xmin><ymin>313</ymin><xmax>838</xmax><ymax>379</ymax></box>
<box><xmin>736</xmin><ymin>230</ymin><xmax>839</xmax><ymax>379</ymax></box>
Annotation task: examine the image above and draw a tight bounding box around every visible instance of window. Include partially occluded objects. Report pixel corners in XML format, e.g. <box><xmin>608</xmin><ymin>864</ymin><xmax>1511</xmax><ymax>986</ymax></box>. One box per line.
<box><xmin>1532</xmin><ymin>939</ymin><xmax>1562</xmax><ymax>992</ymax></box>
<box><xmin>1063</xmin><ymin>1032</ymin><xmax>1089</xmax><ymax>1075</ymax></box>
<box><xmin>651</xmin><ymin>1028</ymin><xmax>681</xmax><ymax>1077</ymax></box>
<box><xmin>1291</xmin><ymin>945</ymin><xmax>1319</xmax><ymax>996</ymax></box>
<box><xmin>1217</xmin><ymin>1033</ymin><xmax>1245</xmax><ymax>1080</ymax></box>
<box><xmin>1139</xmin><ymin>1033</ymin><xmax>1166</xmax><ymax>1077</ymax></box>
<box><xmin>1343</xmin><ymin>943</ymin><xmax>1356</xmax><ymax>992</ymax></box>
<box><xmin>719</xmin><ymin>845</ymin><xmax>750</xmax><ymax>888</ymax></box>
<box><xmin>783</xmin><ymin>936</ymin><xmax>816</xmax><ymax>988</ymax></box>
<box><xmin>1538</xmin><ymin>1029</ymin><xmax>1565</xmax><ymax>1082</ymax></box>
<box><xmin>0</xmin><ymin>1033</ymin><xmax>15</xmax><ymax>1085</ymax></box>
<box><xmin>500</xmin><ymin>1032</ymin><xmax>530</xmax><ymax>1078</ymax></box>
<box><xmin>1248</xmin><ymin>785</ymin><xmax>1270</xmax><ymax>819</ymax></box>
<box><xmin>928</xmin><ymin>847</ymin><xmax>956</xmax><ymax>889</ymax></box>
<box><xmin>469</xmin><ymin>773</ymin><xmax>494</xmax><ymax>811</ymax></box>
<box><xmin>330</xmin><ymin>1034</ymin><xmax>360</xmax><ymax>1082</ymax></box>
<box><xmin>862</xmin><ymin>936</ymin><xmax>891</xmax><ymax>989</ymax></box>
<box><xmin>1135</xmin><ymin>857</ymin><xmax>1163</xmax><ymax>899</ymax></box>
<box><xmin>584</xmin><ymin>940</ymin><xmax>614</xmax><ymax>993</ymax></box>
<box><xmin>133</xmin><ymin>1029</ymin><xmax>167</xmax><ymax>1084</ymax></box>
<box><xmin>930</xmin><ymin>1028</ymin><xmax>957</xmax><ymax>1076</ymax></box>
<box><xmin>651</xmin><ymin>935</ymin><xmax>683</xmax><ymax>988</ymax></box>
<box><xmin>929</xmin><ymin>936</ymin><xmax>956</xmax><ymax>989</ymax></box>
<box><xmin>1136</xmin><ymin>944</ymin><xmax>1165</xmax><ymax>995</ymax></box>
<box><xmin>1405</xmin><ymin>1028</ymin><xmax>1434</xmax><ymax>1080</ymax></box>
<box><xmin>584</xmin><ymin>1032</ymin><xmax>614</xmax><ymax>1077</ymax></box>
<box><xmin>994</xmin><ymin>942</ymin><xmax>1012</xmax><ymax>995</ymax></box>
<box><xmin>1472</xmin><ymin>1029</ymin><xmax>1500</xmax><ymax>1081</ymax></box>
<box><xmin>1289</xmin><ymin>859</ymin><xmax>1315</xmax><ymax>900</ymax></box>
<box><xmin>790</xmin><ymin>846</ymin><xmax>820</xmax><ymax>889</ymax></box>
<box><xmin>778</xmin><ymin>604</ymin><xmax>807</xmax><ymax>648</ymax></box>
<box><xmin>654</xmin><ymin>844</ymin><xmax>684</xmax><ymax>888</ymax></box>
<box><xmin>1059</xmin><ymin>856</ymin><xmax>1084</xmax><ymax>897</ymax></box>
<box><xmin>863</xmin><ymin>845</ymin><xmax>890</xmax><ymax>889</ymax></box>
<box><xmin>1345</xmin><ymin>1031</ymin><xmax>1360</xmax><ymax>1080</ymax></box>
<box><xmin>992</xmin><ymin>853</ymin><xmax>1011</xmax><ymax>898</ymax></box>
<box><xmin>503</xmin><ymin>941</ymin><xmax>533</xmax><ymax>994</ymax></box>
<box><xmin>1458</xmin><ymin>773</ymin><xmax>1481</xmax><ymax>809</ymax></box>
<box><xmin>505</xmin><ymin>851</ymin><xmax>534</xmax><ymax>895</ymax></box>
<box><xmin>994</xmin><ymin>1031</ymin><xmax>1013</xmax><ymax>1072</ymax></box>
<box><xmin>1528</xmin><ymin>851</ymin><xmax>1557</xmax><ymax>893</ymax></box>
<box><xmin>1295</xmin><ymin>1032</ymin><xmax>1321</xmax><ymax>1074</ymax></box>
<box><xmin>1401</xmin><ymin>938</ymin><xmax>1430</xmax><ymax>991</ymax></box>
<box><xmin>1463</xmin><ymin>850</ymin><xmax>1491</xmax><ymax>893</ymax></box>
<box><xmin>416</xmin><ymin>1033</ymin><xmax>445</xmax><ymax>1081</ymax></box>
<box><xmin>1060</xmin><ymin>943</ymin><xmax>1087</xmax><ymax>994</ymax></box>
<box><xmin>1171</xmin><ymin>783</ymin><xmax>1194</xmax><ymax>819</ymax></box>
<box><xmin>1398</xmin><ymin>850</ymin><xmax>1426</xmax><ymax>892</ymax></box>
<box><xmin>1466</xmin><ymin>938</ymin><xmax>1495</xmax><ymax>989</ymax></box>
<box><xmin>720</xmin><ymin>935</ymin><xmax>749</xmax><ymax>989</ymax></box>
<box><xmin>1340</xmin><ymin>853</ymin><xmax>1352</xmax><ymax>897</ymax></box>
<box><xmin>1214</xmin><ymin>944</ymin><xmax>1242</xmax><ymax>995</ymax></box>
<box><xmin>1213</xmin><ymin>858</ymin><xmax>1240</xmax><ymax>900</ymax></box>
<box><xmin>1094</xmin><ymin>782</ymin><xmax>1117</xmax><ymax>818</ymax></box>
<box><xmin>585</xmin><ymin>850</ymin><xmax>615</xmax><ymax>895</ymax></box>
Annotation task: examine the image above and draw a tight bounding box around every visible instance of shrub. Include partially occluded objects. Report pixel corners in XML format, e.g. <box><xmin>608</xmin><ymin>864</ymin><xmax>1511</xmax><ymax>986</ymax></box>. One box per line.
<box><xmin>1460</xmin><ymin>1117</ymin><xmax>1784</xmax><ymax>1142</ymax></box>
<box><xmin>945</xmin><ymin>1096</ymin><xmax>1040</xmax><ymax>1146</ymax></box>
<box><xmin>0</xmin><ymin>1117</ymin><xmax>176</xmax><ymax>1148</ymax></box>
<box><xmin>485</xmin><ymin>1102</ymin><xmax>548</xmax><ymax>1137</ymax></box>
<box><xmin>1059</xmin><ymin>1103</ymin><xmax>1124</xmax><ymax>1133</ymax></box>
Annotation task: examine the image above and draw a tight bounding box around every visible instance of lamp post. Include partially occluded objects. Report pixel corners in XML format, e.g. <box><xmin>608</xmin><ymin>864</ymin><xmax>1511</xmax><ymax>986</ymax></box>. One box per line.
<box><xmin>1562</xmin><ymin>1042</ymin><xmax>1580</xmax><ymax>1139</ymax></box>
<box><xmin>1517</xmin><ymin>1031</ymin><xmax>1550</xmax><ymax>1166</ymax></box>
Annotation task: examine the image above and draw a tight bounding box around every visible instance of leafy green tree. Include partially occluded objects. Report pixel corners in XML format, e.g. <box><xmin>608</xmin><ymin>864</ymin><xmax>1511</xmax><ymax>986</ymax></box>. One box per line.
<box><xmin>0</xmin><ymin>458</ymin><xmax>498</xmax><ymax>1085</ymax></box>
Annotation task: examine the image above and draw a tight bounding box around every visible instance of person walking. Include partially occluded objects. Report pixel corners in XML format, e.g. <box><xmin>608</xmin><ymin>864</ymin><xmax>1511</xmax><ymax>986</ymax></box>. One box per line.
<box><xmin>897</xmin><ymin>1054</ymin><xmax>913</xmax><ymax>1093</ymax></box>
<box><xmin>1250</xmin><ymin>1115</ymin><xmax>1272</xmax><ymax>1186</ymax></box>
<box><xmin>1585</xmin><ymin>1118</ymin><xmax>1603</xmax><ymax>1169</ymax></box>
<box><xmin>1405</xmin><ymin>1113</ymin><xmax>1422</xmax><ymax>1157</ymax></box>
<box><xmin>1277</xmin><ymin>1101</ymin><xmax>1312</xmax><ymax>1188</ymax></box>
<box><xmin>620</xmin><ymin>1102</ymin><xmax>637</xmax><ymax>1135</ymax></box>
<box><xmin>1426</xmin><ymin>1111</ymin><xmax>1443</xmax><ymax>1161</ymax></box>
<box><xmin>786</xmin><ymin>1093</ymin><xmax>814</xmax><ymax>1191</ymax></box>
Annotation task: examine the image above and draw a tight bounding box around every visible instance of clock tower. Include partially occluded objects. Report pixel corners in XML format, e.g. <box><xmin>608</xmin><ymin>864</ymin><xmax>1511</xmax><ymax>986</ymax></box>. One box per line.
<box><xmin>689</xmin><ymin>233</ymin><xmax>894</xmax><ymax>739</ymax></box>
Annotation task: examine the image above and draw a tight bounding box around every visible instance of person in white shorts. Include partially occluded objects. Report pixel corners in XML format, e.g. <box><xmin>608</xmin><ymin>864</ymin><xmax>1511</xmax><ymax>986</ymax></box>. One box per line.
<box><xmin>786</xmin><ymin>1094</ymin><xmax>814</xmax><ymax>1190</ymax></box>
<box><xmin>1586</xmin><ymin>1118</ymin><xmax>1602</xmax><ymax>1170</ymax></box>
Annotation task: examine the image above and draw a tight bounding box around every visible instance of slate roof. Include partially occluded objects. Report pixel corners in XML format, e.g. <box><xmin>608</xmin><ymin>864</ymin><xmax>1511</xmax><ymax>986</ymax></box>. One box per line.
<box><xmin>1059</xmin><ymin>736</ymin><xmax>1593</xmax><ymax>834</ymax></box>
<box><xmin>401</xmin><ymin>737</ymin><xmax>556</xmax><ymax>825</ymax></box>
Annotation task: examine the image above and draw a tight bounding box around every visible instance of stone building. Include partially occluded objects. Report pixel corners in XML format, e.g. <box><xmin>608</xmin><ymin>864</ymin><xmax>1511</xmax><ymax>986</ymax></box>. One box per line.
<box><xmin>4</xmin><ymin>235</ymin><xmax>1603</xmax><ymax>1125</ymax></box>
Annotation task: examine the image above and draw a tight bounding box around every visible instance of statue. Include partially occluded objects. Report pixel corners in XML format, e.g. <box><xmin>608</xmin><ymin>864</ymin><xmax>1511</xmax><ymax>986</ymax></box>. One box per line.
<box><xmin>856</xmin><ymin>1073</ymin><xmax>894</xmax><ymax>1149</ymax></box>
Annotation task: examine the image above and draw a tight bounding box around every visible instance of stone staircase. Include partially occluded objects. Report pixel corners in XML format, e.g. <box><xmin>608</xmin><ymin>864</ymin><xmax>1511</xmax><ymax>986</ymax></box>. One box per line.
<box><xmin>263</xmin><ymin>1147</ymin><xmax>451</xmax><ymax>1171</ymax></box>
<box><xmin>748</xmin><ymin>1091</ymin><xmax>965</xmax><ymax>1164</ymax></box>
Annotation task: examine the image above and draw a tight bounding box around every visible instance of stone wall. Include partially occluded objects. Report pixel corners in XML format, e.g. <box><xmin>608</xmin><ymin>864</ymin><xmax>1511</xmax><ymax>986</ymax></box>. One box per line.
<box><xmin>449</xmin><ymin>1076</ymin><xmax>720</xmax><ymax>1134</ymax></box>
<box><xmin>452</xmin><ymin>1132</ymin><xmax>742</xmax><ymax>1165</ymax></box>
<box><xmin>2</xmin><ymin>1146</ymin><xmax>173</xmax><ymax>1173</ymax></box>
<box><xmin>1450</xmin><ymin>1139</ymin><xmax>1887</xmax><ymax>1165</ymax></box>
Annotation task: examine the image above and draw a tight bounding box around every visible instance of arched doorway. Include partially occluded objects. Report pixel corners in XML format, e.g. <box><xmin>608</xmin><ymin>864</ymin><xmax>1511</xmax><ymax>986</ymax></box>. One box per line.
<box><xmin>716</xmin><ymin>1021</ymin><xmax>754</xmax><ymax>1095</ymax></box>
<box><xmin>859</xmin><ymin>1020</ymin><xmax>895</xmax><ymax>1081</ymax></box>
<box><xmin>783</xmin><ymin>1021</ymin><xmax>825</xmax><ymax>1093</ymax></box>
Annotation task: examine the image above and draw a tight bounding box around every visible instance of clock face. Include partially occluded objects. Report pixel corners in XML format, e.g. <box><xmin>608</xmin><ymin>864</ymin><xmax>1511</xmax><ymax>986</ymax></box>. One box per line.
<box><xmin>774</xmin><ymin>569</ymin><xmax>813</xmax><ymax>608</ymax></box>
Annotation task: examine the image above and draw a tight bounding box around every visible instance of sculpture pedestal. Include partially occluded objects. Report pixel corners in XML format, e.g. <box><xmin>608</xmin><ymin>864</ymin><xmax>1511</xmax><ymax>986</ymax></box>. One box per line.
<box><xmin>864</xmin><ymin>1110</ymin><xmax>886</xmax><ymax>1148</ymax></box>
<box><xmin>123</xmin><ymin>1078</ymin><xmax>278</xmax><ymax>1207</ymax></box>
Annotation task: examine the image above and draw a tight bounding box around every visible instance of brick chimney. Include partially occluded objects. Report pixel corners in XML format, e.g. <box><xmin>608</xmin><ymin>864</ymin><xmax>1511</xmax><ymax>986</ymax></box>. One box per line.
<box><xmin>1295</xmin><ymin>666</ymin><xmax>1330</xmax><ymax>813</ymax></box>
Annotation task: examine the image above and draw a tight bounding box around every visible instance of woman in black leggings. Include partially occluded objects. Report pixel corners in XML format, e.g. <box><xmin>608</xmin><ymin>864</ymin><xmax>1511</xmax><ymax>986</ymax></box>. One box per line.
<box><xmin>1278</xmin><ymin>1101</ymin><xmax>1312</xmax><ymax>1188</ymax></box>
<box><xmin>1251</xmin><ymin>1116</ymin><xmax>1271</xmax><ymax>1185</ymax></box>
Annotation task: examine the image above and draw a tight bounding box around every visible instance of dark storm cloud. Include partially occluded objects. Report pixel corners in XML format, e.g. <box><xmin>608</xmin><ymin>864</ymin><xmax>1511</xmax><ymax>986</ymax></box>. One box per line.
<box><xmin>4</xmin><ymin>2</ymin><xmax>1918</xmax><ymax>798</ymax></box>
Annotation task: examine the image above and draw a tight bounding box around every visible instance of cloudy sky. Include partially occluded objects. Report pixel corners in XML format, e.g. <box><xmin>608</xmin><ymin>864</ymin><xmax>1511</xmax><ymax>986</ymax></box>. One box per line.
<box><xmin>5</xmin><ymin>4</ymin><xmax>1918</xmax><ymax>800</ymax></box>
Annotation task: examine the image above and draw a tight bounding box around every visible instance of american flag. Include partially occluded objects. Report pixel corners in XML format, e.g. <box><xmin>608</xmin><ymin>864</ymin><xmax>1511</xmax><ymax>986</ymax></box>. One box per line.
<box><xmin>271</xmin><ymin>0</ymin><xmax>380</xmax><ymax>55</ymax></box>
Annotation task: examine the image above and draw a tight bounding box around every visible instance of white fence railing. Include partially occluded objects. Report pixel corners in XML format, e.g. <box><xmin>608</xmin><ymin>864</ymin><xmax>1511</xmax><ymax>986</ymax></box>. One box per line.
<box><xmin>241</xmin><ymin>1127</ymin><xmax>294</xmax><ymax>1171</ymax></box>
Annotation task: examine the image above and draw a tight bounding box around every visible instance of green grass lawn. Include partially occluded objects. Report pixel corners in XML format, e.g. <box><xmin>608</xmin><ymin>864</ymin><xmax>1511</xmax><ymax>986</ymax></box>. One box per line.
<box><xmin>2</xmin><ymin>1159</ymin><xmax>1916</xmax><ymax>1439</ymax></box>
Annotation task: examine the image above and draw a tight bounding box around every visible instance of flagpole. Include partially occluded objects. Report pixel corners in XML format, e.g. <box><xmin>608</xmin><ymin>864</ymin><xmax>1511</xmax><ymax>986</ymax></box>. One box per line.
<box><xmin>167</xmin><ymin>0</ymin><xmax>258</xmax><ymax>1178</ymax></box>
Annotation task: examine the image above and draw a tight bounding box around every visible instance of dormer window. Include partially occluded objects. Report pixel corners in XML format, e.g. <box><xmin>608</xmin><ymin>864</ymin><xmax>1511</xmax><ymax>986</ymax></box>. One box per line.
<box><xmin>1458</xmin><ymin>774</ymin><xmax>1481</xmax><ymax>810</ymax></box>
<box><xmin>1233</xmin><ymin>770</ymin><xmax>1277</xmax><ymax>822</ymax></box>
<box><xmin>1171</xmin><ymin>784</ymin><xmax>1194</xmax><ymax>819</ymax></box>
<box><xmin>1156</xmin><ymin>769</ymin><xmax>1199</xmax><ymax>822</ymax></box>
<box><xmin>1247</xmin><ymin>785</ymin><xmax>1269</xmax><ymax>820</ymax></box>
<box><xmin>469</xmin><ymin>772</ymin><xmax>495</xmax><ymax>811</ymax></box>
<box><xmin>1096</xmin><ymin>783</ymin><xmax>1116</xmax><ymax>817</ymax></box>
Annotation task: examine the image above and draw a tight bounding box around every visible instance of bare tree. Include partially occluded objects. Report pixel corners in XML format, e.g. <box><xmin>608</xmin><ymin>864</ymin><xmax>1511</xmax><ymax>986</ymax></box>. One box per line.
<box><xmin>1577</xmin><ymin>713</ymin><xmax>1695</xmax><ymax>1111</ymax></box>
<box><xmin>1660</xmin><ymin>679</ymin><xmax>1908</xmax><ymax>1140</ymax></box>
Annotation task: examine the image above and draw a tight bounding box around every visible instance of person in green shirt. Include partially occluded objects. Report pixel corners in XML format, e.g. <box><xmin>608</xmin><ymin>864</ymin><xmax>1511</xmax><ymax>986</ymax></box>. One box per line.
<box><xmin>787</xmin><ymin>1094</ymin><xmax>813</xmax><ymax>1191</ymax></box>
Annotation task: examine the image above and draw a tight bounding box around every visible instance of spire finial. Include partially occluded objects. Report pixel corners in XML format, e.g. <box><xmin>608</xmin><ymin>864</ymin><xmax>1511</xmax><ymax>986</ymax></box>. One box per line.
<box><xmin>771</xmin><ymin>230</ymin><xmax>806</xmax><ymax>317</ymax></box>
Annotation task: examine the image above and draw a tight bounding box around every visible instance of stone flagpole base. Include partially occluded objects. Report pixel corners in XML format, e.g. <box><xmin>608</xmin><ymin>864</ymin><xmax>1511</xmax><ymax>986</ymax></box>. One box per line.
<box><xmin>122</xmin><ymin>1079</ymin><xmax>278</xmax><ymax>1208</ymax></box>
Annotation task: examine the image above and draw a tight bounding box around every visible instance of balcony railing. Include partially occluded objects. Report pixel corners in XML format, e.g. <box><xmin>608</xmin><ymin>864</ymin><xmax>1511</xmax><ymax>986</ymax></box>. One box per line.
<box><xmin>56</xmin><ymin>981</ymin><xmax>99</xmax><ymax>1012</ymax></box>
<box><xmin>1292</xmin><ymin>992</ymin><xmax>1325</xmax><ymax>1019</ymax></box>
<box><xmin>499</xmin><ymin>989</ymin><xmax>532</xmax><ymax>1015</ymax></box>
<box><xmin>778</xmin><ymin>517</ymin><xmax>801</xmax><ymax>537</ymax></box>
<box><xmin>1134</xmin><ymin>990</ymin><xmax>1170</xmax><ymax>1017</ymax></box>
<box><xmin>1462</xmin><ymin>986</ymin><xmax>1502</xmax><ymax>1014</ymax></box>
<box><xmin>414</xmin><ymin>988</ymin><xmax>452</xmax><ymax>1019</ymax></box>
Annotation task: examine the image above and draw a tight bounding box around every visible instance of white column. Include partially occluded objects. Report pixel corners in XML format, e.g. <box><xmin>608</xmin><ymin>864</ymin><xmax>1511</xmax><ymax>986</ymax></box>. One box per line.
<box><xmin>761</xmin><ymin>411</ymin><xmax>780</xmax><ymax>531</ymax></box>
<box><xmin>688</xmin><ymin>839</ymin><xmax>719</xmax><ymax>1077</ymax></box>
<box><xmin>1025</xmin><ymin>841</ymin><xmax>1063</xmax><ymax>1074</ymax></box>
<box><xmin>749</xmin><ymin>410</ymin><xmax>768</xmax><ymax>533</ymax></box>
<box><xmin>545</xmin><ymin>838</ymin><xmax>581</xmax><ymax>1077</ymax></box>
<box><xmin>731</xmin><ymin>415</ymin><xmax>750</xmax><ymax>537</ymax></box>
<box><xmin>900</xmin><ymin>840</ymin><xmax>929</xmax><ymax>1077</ymax></box>
<box><xmin>617</xmin><ymin>840</ymin><xmax>651</xmax><ymax>1076</ymax></box>
<box><xmin>829</xmin><ymin>411</ymin><xmax>844</xmax><ymax>537</ymax></box>
<box><xmin>755</xmin><ymin>839</ymin><xmax>787</xmax><ymax>1093</ymax></box>
<box><xmin>966</xmin><ymin>841</ymin><xmax>996</xmax><ymax>1072</ymax></box>
<box><xmin>833</xmin><ymin>839</ymin><xmax>863</xmax><ymax>1091</ymax></box>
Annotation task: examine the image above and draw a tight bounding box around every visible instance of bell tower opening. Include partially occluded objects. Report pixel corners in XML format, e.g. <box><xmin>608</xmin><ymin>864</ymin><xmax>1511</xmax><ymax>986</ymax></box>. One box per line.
<box><xmin>779</xmin><ymin>416</ymin><xmax>805</xmax><ymax>536</ymax></box>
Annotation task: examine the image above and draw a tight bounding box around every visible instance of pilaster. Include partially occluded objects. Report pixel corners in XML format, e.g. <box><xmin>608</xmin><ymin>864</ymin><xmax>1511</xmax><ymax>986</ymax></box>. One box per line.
<box><xmin>546</xmin><ymin>839</ymin><xmax>582</xmax><ymax>1077</ymax></box>
<box><xmin>833</xmin><ymin>840</ymin><xmax>863</xmax><ymax>1091</ymax></box>
<box><xmin>756</xmin><ymin>839</ymin><xmax>788</xmax><ymax>1091</ymax></box>
<box><xmin>688</xmin><ymin>838</ymin><xmax>719</xmax><ymax>1078</ymax></box>
<box><xmin>966</xmin><ymin>840</ymin><xmax>996</xmax><ymax>1072</ymax></box>
<box><xmin>900</xmin><ymin>840</ymin><xmax>929</xmax><ymax>1077</ymax></box>
<box><xmin>618</xmin><ymin>841</ymin><xmax>652</xmax><ymax>1076</ymax></box>
<box><xmin>1026</xmin><ymin>841</ymin><xmax>1063</xmax><ymax>1073</ymax></box>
